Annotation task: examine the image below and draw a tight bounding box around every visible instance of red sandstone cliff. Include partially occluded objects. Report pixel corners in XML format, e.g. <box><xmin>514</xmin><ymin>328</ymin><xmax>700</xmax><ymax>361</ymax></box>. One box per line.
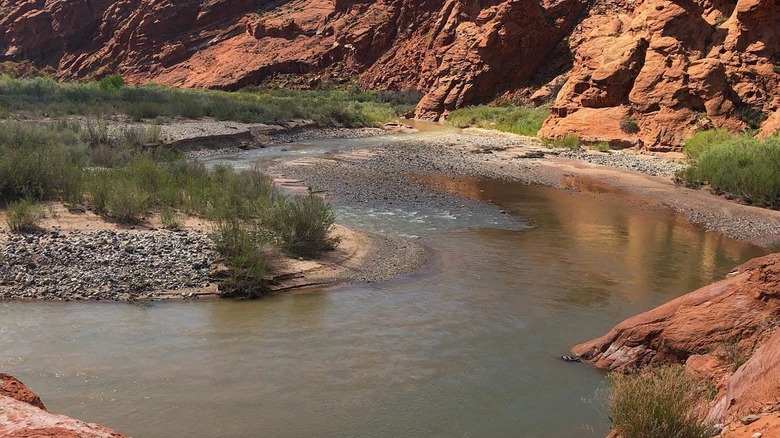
<box><xmin>0</xmin><ymin>0</ymin><xmax>778</xmax><ymax>150</ymax></box>
<box><xmin>0</xmin><ymin>373</ymin><xmax>128</xmax><ymax>437</ymax></box>
<box><xmin>574</xmin><ymin>253</ymin><xmax>780</xmax><ymax>429</ymax></box>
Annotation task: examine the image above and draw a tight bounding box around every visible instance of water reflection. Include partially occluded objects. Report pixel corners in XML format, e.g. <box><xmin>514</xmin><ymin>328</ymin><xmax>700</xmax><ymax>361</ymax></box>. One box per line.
<box><xmin>0</xmin><ymin>168</ymin><xmax>768</xmax><ymax>438</ymax></box>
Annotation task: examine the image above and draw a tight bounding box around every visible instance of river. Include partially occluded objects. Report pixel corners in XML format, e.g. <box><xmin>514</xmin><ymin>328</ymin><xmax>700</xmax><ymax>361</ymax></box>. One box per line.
<box><xmin>0</xmin><ymin>127</ymin><xmax>768</xmax><ymax>437</ymax></box>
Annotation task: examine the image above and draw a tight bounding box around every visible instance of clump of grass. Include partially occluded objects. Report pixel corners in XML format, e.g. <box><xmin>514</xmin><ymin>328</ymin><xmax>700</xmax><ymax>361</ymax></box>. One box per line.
<box><xmin>5</xmin><ymin>199</ymin><xmax>46</xmax><ymax>232</ymax></box>
<box><xmin>588</xmin><ymin>142</ymin><xmax>611</xmax><ymax>152</ymax></box>
<box><xmin>447</xmin><ymin>105</ymin><xmax>550</xmax><ymax>136</ymax></box>
<box><xmin>677</xmin><ymin>135</ymin><xmax>780</xmax><ymax>208</ymax></box>
<box><xmin>270</xmin><ymin>194</ymin><xmax>340</xmax><ymax>258</ymax></box>
<box><xmin>552</xmin><ymin>134</ymin><xmax>581</xmax><ymax>149</ymax></box>
<box><xmin>607</xmin><ymin>365</ymin><xmax>711</xmax><ymax>438</ymax></box>
<box><xmin>620</xmin><ymin>117</ymin><xmax>640</xmax><ymax>134</ymax></box>
<box><xmin>160</xmin><ymin>206</ymin><xmax>183</xmax><ymax>230</ymax></box>
<box><xmin>211</xmin><ymin>219</ymin><xmax>268</xmax><ymax>299</ymax></box>
<box><xmin>721</xmin><ymin>335</ymin><xmax>749</xmax><ymax>372</ymax></box>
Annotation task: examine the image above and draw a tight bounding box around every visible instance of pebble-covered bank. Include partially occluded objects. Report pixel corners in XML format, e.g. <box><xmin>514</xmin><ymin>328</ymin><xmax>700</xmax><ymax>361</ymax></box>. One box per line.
<box><xmin>0</xmin><ymin>230</ymin><xmax>215</xmax><ymax>301</ymax></box>
<box><xmin>274</xmin><ymin>132</ymin><xmax>780</xmax><ymax>245</ymax></box>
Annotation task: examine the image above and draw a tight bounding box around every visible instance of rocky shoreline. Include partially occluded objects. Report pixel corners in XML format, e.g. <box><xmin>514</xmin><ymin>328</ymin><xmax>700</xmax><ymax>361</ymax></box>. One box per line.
<box><xmin>0</xmin><ymin>229</ymin><xmax>215</xmax><ymax>301</ymax></box>
<box><xmin>273</xmin><ymin>130</ymin><xmax>780</xmax><ymax>247</ymax></box>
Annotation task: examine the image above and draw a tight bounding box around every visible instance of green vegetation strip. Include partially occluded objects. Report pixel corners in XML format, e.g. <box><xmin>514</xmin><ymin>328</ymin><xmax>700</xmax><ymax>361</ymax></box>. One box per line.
<box><xmin>0</xmin><ymin>120</ymin><xmax>338</xmax><ymax>298</ymax></box>
<box><xmin>677</xmin><ymin>130</ymin><xmax>780</xmax><ymax>209</ymax></box>
<box><xmin>0</xmin><ymin>75</ymin><xmax>418</xmax><ymax>126</ymax></box>
<box><xmin>447</xmin><ymin>105</ymin><xmax>549</xmax><ymax>136</ymax></box>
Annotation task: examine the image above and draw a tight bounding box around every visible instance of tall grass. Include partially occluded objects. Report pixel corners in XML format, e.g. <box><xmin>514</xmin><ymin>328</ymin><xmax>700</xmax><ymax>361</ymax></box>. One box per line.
<box><xmin>682</xmin><ymin>129</ymin><xmax>737</xmax><ymax>159</ymax></box>
<box><xmin>447</xmin><ymin>105</ymin><xmax>549</xmax><ymax>136</ymax></box>
<box><xmin>0</xmin><ymin>119</ymin><xmax>341</xmax><ymax>295</ymax></box>
<box><xmin>0</xmin><ymin>75</ymin><xmax>414</xmax><ymax>126</ymax></box>
<box><xmin>678</xmin><ymin>133</ymin><xmax>780</xmax><ymax>208</ymax></box>
<box><xmin>271</xmin><ymin>194</ymin><xmax>339</xmax><ymax>258</ymax></box>
<box><xmin>607</xmin><ymin>365</ymin><xmax>711</xmax><ymax>438</ymax></box>
<box><xmin>5</xmin><ymin>200</ymin><xmax>46</xmax><ymax>232</ymax></box>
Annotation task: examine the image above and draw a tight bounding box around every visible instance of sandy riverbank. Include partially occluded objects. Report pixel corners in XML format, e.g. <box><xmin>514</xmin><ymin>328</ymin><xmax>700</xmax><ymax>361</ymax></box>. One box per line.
<box><xmin>273</xmin><ymin>129</ymin><xmax>780</xmax><ymax>247</ymax></box>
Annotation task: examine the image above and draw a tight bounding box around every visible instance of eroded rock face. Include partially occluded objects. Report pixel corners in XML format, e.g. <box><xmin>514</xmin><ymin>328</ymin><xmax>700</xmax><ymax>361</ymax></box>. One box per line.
<box><xmin>0</xmin><ymin>0</ymin><xmax>778</xmax><ymax>149</ymax></box>
<box><xmin>574</xmin><ymin>253</ymin><xmax>780</xmax><ymax>423</ymax></box>
<box><xmin>0</xmin><ymin>0</ymin><xmax>586</xmax><ymax>118</ymax></box>
<box><xmin>0</xmin><ymin>374</ymin><xmax>127</xmax><ymax>437</ymax></box>
<box><xmin>1</xmin><ymin>373</ymin><xmax>46</xmax><ymax>410</ymax></box>
<box><xmin>540</xmin><ymin>0</ymin><xmax>780</xmax><ymax>150</ymax></box>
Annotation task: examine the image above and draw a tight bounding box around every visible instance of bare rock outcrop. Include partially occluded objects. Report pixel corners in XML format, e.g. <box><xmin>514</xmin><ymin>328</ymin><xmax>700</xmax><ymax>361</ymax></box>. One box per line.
<box><xmin>1</xmin><ymin>0</ymin><xmax>778</xmax><ymax>150</ymax></box>
<box><xmin>574</xmin><ymin>253</ymin><xmax>780</xmax><ymax>424</ymax></box>
<box><xmin>0</xmin><ymin>374</ymin><xmax>127</xmax><ymax>438</ymax></box>
<box><xmin>540</xmin><ymin>0</ymin><xmax>780</xmax><ymax>150</ymax></box>
<box><xmin>0</xmin><ymin>0</ymin><xmax>587</xmax><ymax>118</ymax></box>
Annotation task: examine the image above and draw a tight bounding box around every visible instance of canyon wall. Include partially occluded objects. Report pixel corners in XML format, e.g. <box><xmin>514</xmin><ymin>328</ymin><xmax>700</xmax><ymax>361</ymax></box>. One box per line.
<box><xmin>1</xmin><ymin>0</ymin><xmax>778</xmax><ymax>150</ymax></box>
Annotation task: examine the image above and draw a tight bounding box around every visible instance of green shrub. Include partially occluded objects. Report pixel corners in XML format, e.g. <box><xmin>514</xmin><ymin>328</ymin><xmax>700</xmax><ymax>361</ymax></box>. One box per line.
<box><xmin>211</xmin><ymin>219</ymin><xmax>268</xmax><ymax>298</ymax></box>
<box><xmin>738</xmin><ymin>106</ymin><xmax>768</xmax><ymax>130</ymax></box>
<box><xmin>552</xmin><ymin>134</ymin><xmax>581</xmax><ymax>149</ymax></box>
<box><xmin>607</xmin><ymin>365</ymin><xmax>711</xmax><ymax>438</ymax></box>
<box><xmin>589</xmin><ymin>142</ymin><xmax>611</xmax><ymax>152</ymax></box>
<box><xmin>98</xmin><ymin>75</ymin><xmax>124</xmax><ymax>90</ymax></box>
<box><xmin>105</xmin><ymin>179</ymin><xmax>149</xmax><ymax>223</ymax></box>
<box><xmin>5</xmin><ymin>199</ymin><xmax>46</xmax><ymax>232</ymax></box>
<box><xmin>683</xmin><ymin>129</ymin><xmax>736</xmax><ymax>159</ymax></box>
<box><xmin>270</xmin><ymin>194</ymin><xmax>339</xmax><ymax>258</ymax></box>
<box><xmin>160</xmin><ymin>206</ymin><xmax>183</xmax><ymax>230</ymax></box>
<box><xmin>447</xmin><ymin>105</ymin><xmax>550</xmax><ymax>136</ymax></box>
<box><xmin>620</xmin><ymin>118</ymin><xmax>640</xmax><ymax>134</ymax></box>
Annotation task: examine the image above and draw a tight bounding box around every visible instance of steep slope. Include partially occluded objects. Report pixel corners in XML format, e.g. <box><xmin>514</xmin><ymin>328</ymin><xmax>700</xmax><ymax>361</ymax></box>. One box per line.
<box><xmin>0</xmin><ymin>0</ymin><xmax>587</xmax><ymax>118</ymax></box>
<box><xmin>1</xmin><ymin>0</ymin><xmax>778</xmax><ymax>150</ymax></box>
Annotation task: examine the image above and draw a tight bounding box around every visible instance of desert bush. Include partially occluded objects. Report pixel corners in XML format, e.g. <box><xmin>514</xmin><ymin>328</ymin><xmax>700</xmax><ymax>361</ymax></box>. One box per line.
<box><xmin>589</xmin><ymin>142</ymin><xmax>611</xmax><ymax>152</ymax></box>
<box><xmin>552</xmin><ymin>134</ymin><xmax>581</xmax><ymax>149</ymax></box>
<box><xmin>211</xmin><ymin>219</ymin><xmax>268</xmax><ymax>299</ymax></box>
<box><xmin>683</xmin><ymin>129</ymin><xmax>736</xmax><ymax>159</ymax></box>
<box><xmin>159</xmin><ymin>206</ymin><xmax>183</xmax><ymax>230</ymax></box>
<box><xmin>5</xmin><ymin>199</ymin><xmax>46</xmax><ymax>232</ymax></box>
<box><xmin>447</xmin><ymin>105</ymin><xmax>550</xmax><ymax>136</ymax></box>
<box><xmin>620</xmin><ymin>118</ymin><xmax>640</xmax><ymax>134</ymax></box>
<box><xmin>98</xmin><ymin>74</ymin><xmax>124</xmax><ymax>90</ymax></box>
<box><xmin>607</xmin><ymin>365</ymin><xmax>711</xmax><ymax>438</ymax></box>
<box><xmin>270</xmin><ymin>194</ymin><xmax>339</xmax><ymax>258</ymax></box>
<box><xmin>104</xmin><ymin>179</ymin><xmax>149</xmax><ymax>223</ymax></box>
<box><xmin>695</xmin><ymin>136</ymin><xmax>780</xmax><ymax>207</ymax></box>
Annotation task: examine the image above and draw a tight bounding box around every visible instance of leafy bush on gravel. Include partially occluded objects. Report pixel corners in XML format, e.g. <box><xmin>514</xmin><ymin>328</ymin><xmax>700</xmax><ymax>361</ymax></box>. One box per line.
<box><xmin>211</xmin><ymin>219</ymin><xmax>269</xmax><ymax>299</ymax></box>
<box><xmin>270</xmin><ymin>194</ymin><xmax>339</xmax><ymax>258</ymax></box>
<box><xmin>677</xmin><ymin>134</ymin><xmax>780</xmax><ymax>208</ymax></box>
<box><xmin>5</xmin><ymin>200</ymin><xmax>46</xmax><ymax>232</ymax></box>
<box><xmin>447</xmin><ymin>105</ymin><xmax>549</xmax><ymax>136</ymax></box>
<box><xmin>607</xmin><ymin>365</ymin><xmax>711</xmax><ymax>438</ymax></box>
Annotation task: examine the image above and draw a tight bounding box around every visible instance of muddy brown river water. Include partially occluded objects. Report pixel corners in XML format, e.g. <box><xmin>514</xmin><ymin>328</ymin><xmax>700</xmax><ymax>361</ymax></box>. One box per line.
<box><xmin>0</xmin><ymin>130</ymin><xmax>768</xmax><ymax>437</ymax></box>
